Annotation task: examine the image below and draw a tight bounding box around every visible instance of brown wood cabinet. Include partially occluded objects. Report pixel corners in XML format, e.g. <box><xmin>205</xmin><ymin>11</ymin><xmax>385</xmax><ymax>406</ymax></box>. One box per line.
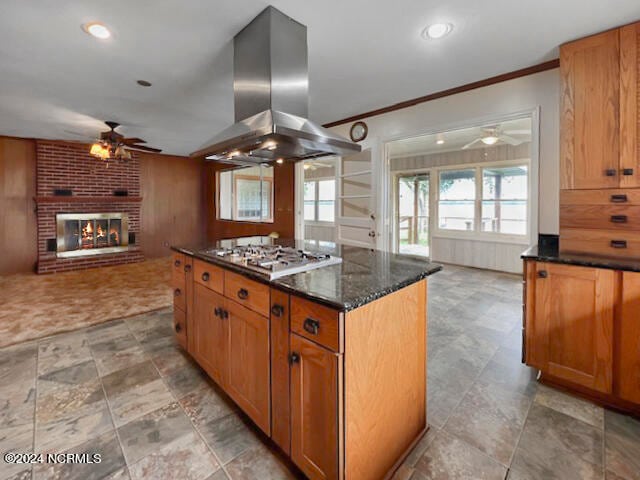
<box><xmin>181</xmin><ymin>254</ymin><xmax>429</xmax><ymax>480</ymax></box>
<box><xmin>225</xmin><ymin>298</ymin><xmax>271</xmax><ymax>435</ymax></box>
<box><xmin>619</xmin><ymin>271</ymin><xmax>640</xmax><ymax>403</ymax></box>
<box><xmin>290</xmin><ymin>333</ymin><xmax>342</xmax><ymax>480</ymax></box>
<box><xmin>524</xmin><ymin>260</ymin><xmax>640</xmax><ymax>412</ymax></box>
<box><xmin>192</xmin><ymin>284</ymin><xmax>227</xmax><ymax>385</ymax></box>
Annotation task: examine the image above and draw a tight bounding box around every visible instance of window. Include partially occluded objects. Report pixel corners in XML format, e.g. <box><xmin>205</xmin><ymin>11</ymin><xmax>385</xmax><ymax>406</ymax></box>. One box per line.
<box><xmin>482</xmin><ymin>166</ymin><xmax>528</xmax><ymax>235</ymax></box>
<box><xmin>217</xmin><ymin>165</ymin><xmax>273</xmax><ymax>222</ymax></box>
<box><xmin>438</xmin><ymin>169</ymin><xmax>476</xmax><ymax>231</ymax></box>
<box><xmin>304</xmin><ymin>179</ymin><xmax>336</xmax><ymax>222</ymax></box>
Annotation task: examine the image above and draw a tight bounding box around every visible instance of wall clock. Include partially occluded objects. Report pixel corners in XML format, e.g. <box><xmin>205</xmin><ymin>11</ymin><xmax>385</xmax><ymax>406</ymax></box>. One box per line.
<box><xmin>350</xmin><ymin>121</ymin><xmax>368</xmax><ymax>142</ymax></box>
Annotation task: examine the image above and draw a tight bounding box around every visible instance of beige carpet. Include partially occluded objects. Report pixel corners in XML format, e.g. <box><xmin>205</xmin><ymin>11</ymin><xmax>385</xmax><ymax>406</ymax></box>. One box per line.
<box><xmin>0</xmin><ymin>257</ymin><xmax>172</xmax><ymax>348</ymax></box>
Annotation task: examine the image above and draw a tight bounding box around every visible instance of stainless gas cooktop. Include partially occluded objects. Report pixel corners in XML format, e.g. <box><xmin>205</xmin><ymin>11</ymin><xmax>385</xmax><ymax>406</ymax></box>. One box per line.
<box><xmin>203</xmin><ymin>244</ymin><xmax>342</xmax><ymax>280</ymax></box>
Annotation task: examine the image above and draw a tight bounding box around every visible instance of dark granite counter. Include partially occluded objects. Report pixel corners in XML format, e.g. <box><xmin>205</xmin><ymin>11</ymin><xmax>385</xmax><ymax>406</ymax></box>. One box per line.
<box><xmin>521</xmin><ymin>244</ymin><xmax>640</xmax><ymax>273</ymax></box>
<box><xmin>173</xmin><ymin>237</ymin><xmax>442</xmax><ymax>311</ymax></box>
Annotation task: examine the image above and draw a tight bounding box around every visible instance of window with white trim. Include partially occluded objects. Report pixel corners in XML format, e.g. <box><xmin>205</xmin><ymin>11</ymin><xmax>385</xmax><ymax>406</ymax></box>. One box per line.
<box><xmin>304</xmin><ymin>179</ymin><xmax>336</xmax><ymax>223</ymax></box>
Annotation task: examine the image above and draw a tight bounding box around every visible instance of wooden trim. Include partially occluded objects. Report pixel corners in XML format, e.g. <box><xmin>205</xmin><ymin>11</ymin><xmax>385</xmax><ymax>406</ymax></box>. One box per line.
<box><xmin>34</xmin><ymin>196</ymin><xmax>143</xmax><ymax>203</ymax></box>
<box><xmin>323</xmin><ymin>59</ymin><xmax>560</xmax><ymax>128</ymax></box>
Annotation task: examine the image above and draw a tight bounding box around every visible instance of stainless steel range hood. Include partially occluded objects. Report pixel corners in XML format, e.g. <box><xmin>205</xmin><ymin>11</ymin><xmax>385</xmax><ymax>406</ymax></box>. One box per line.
<box><xmin>190</xmin><ymin>6</ymin><xmax>361</xmax><ymax>164</ymax></box>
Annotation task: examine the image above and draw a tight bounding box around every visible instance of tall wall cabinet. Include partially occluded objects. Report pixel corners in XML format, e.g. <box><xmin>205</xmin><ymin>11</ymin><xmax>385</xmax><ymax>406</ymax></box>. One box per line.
<box><xmin>560</xmin><ymin>22</ymin><xmax>640</xmax><ymax>258</ymax></box>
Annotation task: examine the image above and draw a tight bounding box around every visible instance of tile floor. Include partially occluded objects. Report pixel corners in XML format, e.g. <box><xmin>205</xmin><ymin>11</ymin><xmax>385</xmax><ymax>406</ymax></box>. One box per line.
<box><xmin>1</xmin><ymin>265</ymin><xmax>639</xmax><ymax>480</ymax></box>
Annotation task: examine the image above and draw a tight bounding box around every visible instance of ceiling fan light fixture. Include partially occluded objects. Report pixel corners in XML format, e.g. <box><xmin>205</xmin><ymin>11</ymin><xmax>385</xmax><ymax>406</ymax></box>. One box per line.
<box><xmin>90</xmin><ymin>143</ymin><xmax>103</xmax><ymax>156</ymax></box>
<box><xmin>481</xmin><ymin>136</ymin><xmax>499</xmax><ymax>145</ymax></box>
<box><xmin>422</xmin><ymin>23</ymin><xmax>453</xmax><ymax>40</ymax></box>
<box><xmin>82</xmin><ymin>22</ymin><xmax>111</xmax><ymax>40</ymax></box>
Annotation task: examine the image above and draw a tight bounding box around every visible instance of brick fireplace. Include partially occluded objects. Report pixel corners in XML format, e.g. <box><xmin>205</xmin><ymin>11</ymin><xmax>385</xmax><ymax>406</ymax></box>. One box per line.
<box><xmin>35</xmin><ymin>141</ymin><xmax>143</xmax><ymax>273</ymax></box>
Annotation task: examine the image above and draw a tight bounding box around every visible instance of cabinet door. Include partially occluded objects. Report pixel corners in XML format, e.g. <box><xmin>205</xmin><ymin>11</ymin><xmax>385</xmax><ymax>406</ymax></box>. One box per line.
<box><xmin>534</xmin><ymin>263</ymin><xmax>614</xmax><ymax>393</ymax></box>
<box><xmin>619</xmin><ymin>271</ymin><xmax>640</xmax><ymax>403</ymax></box>
<box><xmin>620</xmin><ymin>22</ymin><xmax>640</xmax><ymax>188</ymax></box>
<box><xmin>560</xmin><ymin>29</ymin><xmax>620</xmax><ymax>189</ymax></box>
<box><xmin>225</xmin><ymin>299</ymin><xmax>271</xmax><ymax>435</ymax></box>
<box><xmin>192</xmin><ymin>284</ymin><xmax>227</xmax><ymax>385</ymax></box>
<box><xmin>290</xmin><ymin>334</ymin><xmax>341</xmax><ymax>480</ymax></box>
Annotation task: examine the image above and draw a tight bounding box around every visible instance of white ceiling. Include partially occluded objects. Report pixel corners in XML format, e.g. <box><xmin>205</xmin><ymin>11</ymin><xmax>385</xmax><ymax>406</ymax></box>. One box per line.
<box><xmin>1</xmin><ymin>1</ymin><xmax>639</xmax><ymax>156</ymax></box>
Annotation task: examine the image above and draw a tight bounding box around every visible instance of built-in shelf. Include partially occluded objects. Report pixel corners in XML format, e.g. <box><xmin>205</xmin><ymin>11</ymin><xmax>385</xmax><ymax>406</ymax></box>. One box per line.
<box><xmin>34</xmin><ymin>196</ymin><xmax>143</xmax><ymax>204</ymax></box>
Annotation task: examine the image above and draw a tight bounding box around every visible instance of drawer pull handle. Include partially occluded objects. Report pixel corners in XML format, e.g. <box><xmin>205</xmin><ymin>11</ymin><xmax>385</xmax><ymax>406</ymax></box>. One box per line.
<box><xmin>611</xmin><ymin>240</ymin><xmax>627</xmax><ymax>249</ymax></box>
<box><xmin>201</xmin><ymin>272</ymin><xmax>210</xmax><ymax>282</ymax></box>
<box><xmin>289</xmin><ymin>352</ymin><xmax>300</xmax><ymax>364</ymax></box>
<box><xmin>537</xmin><ymin>270</ymin><xmax>548</xmax><ymax>279</ymax></box>
<box><xmin>271</xmin><ymin>304</ymin><xmax>284</xmax><ymax>317</ymax></box>
<box><xmin>611</xmin><ymin>194</ymin><xmax>628</xmax><ymax>203</ymax></box>
<box><xmin>611</xmin><ymin>215</ymin><xmax>628</xmax><ymax>223</ymax></box>
<box><xmin>214</xmin><ymin>307</ymin><xmax>222</xmax><ymax>317</ymax></box>
<box><xmin>622</xmin><ymin>168</ymin><xmax>634</xmax><ymax>176</ymax></box>
<box><xmin>237</xmin><ymin>288</ymin><xmax>249</xmax><ymax>300</ymax></box>
<box><xmin>223</xmin><ymin>309</ymin><xmax>229</xmax><ymax>319</ymax></box>
<box><xmin>174</xmin><ymin>259</ymin><xmax>181</xmax><ymax>267</ymax></box>
<box><xmin>605</xmin><ymin>169</ymin><xmax>617</xmax><ymax>177</ymax></box>
<box><xmin>303</xmin><ymin>318</ymin><xmax>320</xmax><ymax>335</ymax></box>
<box><xmin>174</xmin><ymin>288</ymin><xmax>182</xmax><ymax>297</ymax></box>
<box><xmin>174</xmin><ymin>323</ymin><xmax>182</xmax><ymax>333</ymax></box>
<box><xmin>184</xmin><ymin>264</ymin><xmax>192</xmax><ymax>273</ymax></box>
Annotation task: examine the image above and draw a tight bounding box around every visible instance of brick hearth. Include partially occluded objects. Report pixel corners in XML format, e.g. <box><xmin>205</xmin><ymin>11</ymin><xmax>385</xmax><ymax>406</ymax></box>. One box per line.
<box><xmin>35</xmin><ymin>140</ymin><xmax>143</xmax><ymax>273</ymax></box>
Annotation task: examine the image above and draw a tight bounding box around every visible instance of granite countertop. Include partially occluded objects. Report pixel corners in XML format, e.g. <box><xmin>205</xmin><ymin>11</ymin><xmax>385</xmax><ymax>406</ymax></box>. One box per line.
<box><xmin>173</xmin><ymin>237</ymin><xmax>442</xmax><ymax>311</ymax></box>
<box><xmin>521</xmin><ymin>244</ymin><xmax>640</xmax><ymax>272</ymax></box>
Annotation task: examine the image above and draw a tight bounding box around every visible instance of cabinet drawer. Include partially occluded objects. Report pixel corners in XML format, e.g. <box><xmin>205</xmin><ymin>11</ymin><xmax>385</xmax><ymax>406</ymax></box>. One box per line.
<box><xmin>291</xmin><ymin>296</ymin><xmax>343</xmax><ymax>353</ymax></box>
<box><xmin>172</xmin><ymin>252</ymin><xmax>186</xmax><ymax>275</ymax></box>
<box><xmin>173</xmin><ymin>307</ymin><xmax>187</xmax><ymax>349</ymax></box>
<box><xmin>224</xmin><ymin>271</ymin><xmax>270</xmax><ymax>317</ymax></box>
<box><xmin>560</xmin><ymin>228</ymin><xmax>640</xmax><ymax>258</ymax></box>
<box><xmin>560</xmin><ymin>189</ymin><xmax>640</xmax><ymax>206</ymax></box>
<box><xmin>194</xmin><ymin>259</ymin><xmax>224</xmax><ymax>294</ymax></box>
<box><xmin>560</xmin><ymin>204</ymin><xmax>640</xmax><ymax>230</ymax></box>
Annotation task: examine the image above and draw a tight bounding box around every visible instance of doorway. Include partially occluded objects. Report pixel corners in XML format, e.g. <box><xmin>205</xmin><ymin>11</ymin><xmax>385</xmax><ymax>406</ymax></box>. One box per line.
<box><xmin>395</xmin><ymin>173</ymin><xmax>430</xmax><ymax>257</ymax></box>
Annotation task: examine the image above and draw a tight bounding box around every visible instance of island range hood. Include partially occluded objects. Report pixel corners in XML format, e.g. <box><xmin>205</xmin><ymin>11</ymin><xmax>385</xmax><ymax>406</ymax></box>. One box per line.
<box><xmin>190</xmin><ymin>6</ymin><xmax>361</xmax><ymax>164</ymax></box>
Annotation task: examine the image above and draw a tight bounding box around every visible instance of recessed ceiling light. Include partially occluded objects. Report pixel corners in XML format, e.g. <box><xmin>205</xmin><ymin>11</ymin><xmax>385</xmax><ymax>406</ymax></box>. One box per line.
<box><xmin>137</xmin><ymin>80</ymin><xmax>152</xmax><ymax>87</ymax></box>
<box><xmin>276</xmin><ymin>158</ymin><xmax>284</xmax><ymax>164</ymax></box>
<box><xmin>422</xmin><ymin>23</ymin><xmax>453</xmax><ymax>40</ymax></box>
<box><xmin>436</xmin><ymin>135</ymin><xmax>445</xmax><ymax>145</ymax></box>
<box><xmin>82</xmin><ymin>22</ymin><xmax>111</xmax><ymax>40</ymax></box>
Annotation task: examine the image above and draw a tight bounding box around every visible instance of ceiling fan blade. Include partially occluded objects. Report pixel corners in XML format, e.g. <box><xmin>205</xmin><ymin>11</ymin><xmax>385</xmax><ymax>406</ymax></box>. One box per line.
<box><xmin>502</xmin><ymin>129</ymin><xmax>531</xmax><ymax>135</ymax></box>
<box><xmin>121</xmin><ymin>137</ymin><xmax>146</xmax><ymax>144</ymax></box>
<box><xmin>499</xmin><ymin>134</ymin><xmax>524</xmax><ymax>146</ymax></box>
<box><xmin>462</xmin><ymin>138</ymin><xmax>482</xmax><ymax>150</ymax></box>
<box><xmin>126</xmin><ymin>144</ymin><xmax>162</xmax><ymax>153</ymax></box>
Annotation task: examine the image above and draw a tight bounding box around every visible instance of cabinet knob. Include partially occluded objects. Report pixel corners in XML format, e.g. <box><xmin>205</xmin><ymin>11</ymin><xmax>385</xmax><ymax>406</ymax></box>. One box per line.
<box><xmin>611</xmin><ymin>240</ymin><xmax>627</xmax><ymax>249</ymax></box>
<box><xmin>622</xmin><ymin>168</ymin><xmax>634</xmax><ymax>176</ymax></box>
<box><xmin>184</xmin><ymin>264</ymin><xmax>192</xmax><ymax>273</ymax></box>
<box><xmin>174</xmin><ymin>259</ymin><xmax>181</xmax><ymax>267</ymax></box>
<box><xmin>611</xmin><ymin>215</ymin><xmax>628</xmax><ymax>224</ymax></box>
<box><xmin>289</xmin><ymin>352</ymin><xmax>300</xmax><ymax>364</ymax></box>
<box><xmin>174</xmin><ymin>288</ymin><xmax>182</xmax><ymax>297</ymax></box>
<box><xmin>303</xmin><ymin>318</ymin><xmax>320</xmax><ymax>335</ymax></box>
<box><xmin>271</xmin><ymin>304</ymin><xmax>284</xmax><ymax>317</ymax></box>
<box><xmin>611</xmin><ymin>194</ymin><xmax>628</xmax><ymax>203</ymax></box>
<box><xmin>537</xmin><ymin>270</ymin><xmax>548</xmax><ymax>279</ymax></box>
<box><xmin>605</xmin><ymin>169</ymin><xmax>617</xmax><ymax>177</ymax></box>
<box><xmin>202</xmin><ymin>272</ymin><xmax>210</xmax><ymax>282</ymax></box>
<box><xmin>174</xmin><ymin>323</ymin><xmax>182</xmax><ymax>333</ymax></box>
<box><xmin>237</xmin><ymin>288</ymin><xmax>249</xmax><ymax>300</ymax></box>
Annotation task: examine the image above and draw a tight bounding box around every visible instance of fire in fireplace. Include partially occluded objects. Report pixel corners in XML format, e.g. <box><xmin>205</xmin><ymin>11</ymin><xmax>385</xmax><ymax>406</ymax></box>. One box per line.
<box><xmin>56</xmin><ymin>213</ymin><xmax>129</xmax><ymax>258</ymax></box>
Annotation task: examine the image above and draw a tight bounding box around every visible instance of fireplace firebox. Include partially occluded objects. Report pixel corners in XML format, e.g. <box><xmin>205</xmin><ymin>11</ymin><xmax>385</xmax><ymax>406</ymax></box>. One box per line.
<box><xmin>56</xmin><ymin>213</ymin><xmax>129</xmax><ymax>258</ymax></box>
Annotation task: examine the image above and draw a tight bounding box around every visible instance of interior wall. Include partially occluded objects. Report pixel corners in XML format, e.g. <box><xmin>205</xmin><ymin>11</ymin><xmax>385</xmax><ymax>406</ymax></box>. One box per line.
<box><xmin>206</xmin><ymin>162</ymin><xmax>295</xmax><ymax>240</ymax></box>
<box><xmin>0</xmin><ymin>137</ymin><xmax>37</xmax><ymax>274</ymax></box>
<box><xmin>139</xmin><ymin>152</ymin><xmax>207</xmax><ymax>257</ymax></box>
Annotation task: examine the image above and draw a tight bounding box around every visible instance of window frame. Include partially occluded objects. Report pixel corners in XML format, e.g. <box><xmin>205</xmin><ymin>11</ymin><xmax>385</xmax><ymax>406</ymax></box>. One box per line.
<box><xmin>433</xmin><ymin>158</ymin><xmax>530</xmax><ymax>243</ymax></box>
<box><xmin>303</xmin><ymin>176</ymin><xmax>336</xmax><ymax>225</ymax></box>
<box><xmin>216</xmin><ymin>166</ymin><xmax>275</xmax><ymax>224</ymax></box>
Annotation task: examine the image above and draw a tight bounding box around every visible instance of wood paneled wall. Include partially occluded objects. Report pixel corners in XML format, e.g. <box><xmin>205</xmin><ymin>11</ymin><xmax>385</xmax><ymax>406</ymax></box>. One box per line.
<box><xmin>139</xmin><ymin>152</ymin><xmax>207</xmax><ymax>257</ymax></box>
<box><xmin>206</xmin><ymin>162</ymin><xmax>295</xmax><ymax>240</ymax></box>
<box><xmin>0</xmin><ymin>137</ymin><xmax>37</xmax><ymax>274</ymax></box>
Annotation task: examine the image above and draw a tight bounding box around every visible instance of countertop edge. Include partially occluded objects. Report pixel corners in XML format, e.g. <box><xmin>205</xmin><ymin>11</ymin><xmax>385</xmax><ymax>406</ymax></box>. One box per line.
<box><xmin>521</xmin><ymin>245</ymin><xmax>640</xmax><ymax>273</ymax></box>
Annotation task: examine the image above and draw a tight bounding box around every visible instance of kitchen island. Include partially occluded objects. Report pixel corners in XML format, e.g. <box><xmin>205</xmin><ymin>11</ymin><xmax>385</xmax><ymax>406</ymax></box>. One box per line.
<box><xmin>171</xmin><ymin>237</ymin><xmax>441</xmax><ymax>480</ymax></box>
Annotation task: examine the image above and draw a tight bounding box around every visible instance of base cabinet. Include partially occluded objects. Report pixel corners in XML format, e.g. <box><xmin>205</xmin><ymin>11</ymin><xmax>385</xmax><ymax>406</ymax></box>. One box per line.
<box><xmin>192</xmin><ymin>284</ymin><xmax>227</xmax><ymax>385</ymax></box>
<box><xmin>290</xmin><ymin>334</ymin><xmax>342</xmax><ymax>480</ymax></box>
<box><xmin>524</xmin><ymin>260</ymin><xmax>640</xmax><ymax>411</ymax></box>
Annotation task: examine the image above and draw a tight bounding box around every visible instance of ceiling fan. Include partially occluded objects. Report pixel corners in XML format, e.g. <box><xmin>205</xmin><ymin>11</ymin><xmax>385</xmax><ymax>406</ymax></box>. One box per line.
<box><xmin>303</xmin><ymin>160</ymin><xmax>334</xmax><ymax>171</ymax></box>
<box><xmin>89</xmin><ymin>121</ymin><xmax>162</xmax><ymax>160</ymax></box>
<box><xmin>461</xmin><ymin>126</ymin><xmax>530</xmax><ymax>150</ymax></box>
